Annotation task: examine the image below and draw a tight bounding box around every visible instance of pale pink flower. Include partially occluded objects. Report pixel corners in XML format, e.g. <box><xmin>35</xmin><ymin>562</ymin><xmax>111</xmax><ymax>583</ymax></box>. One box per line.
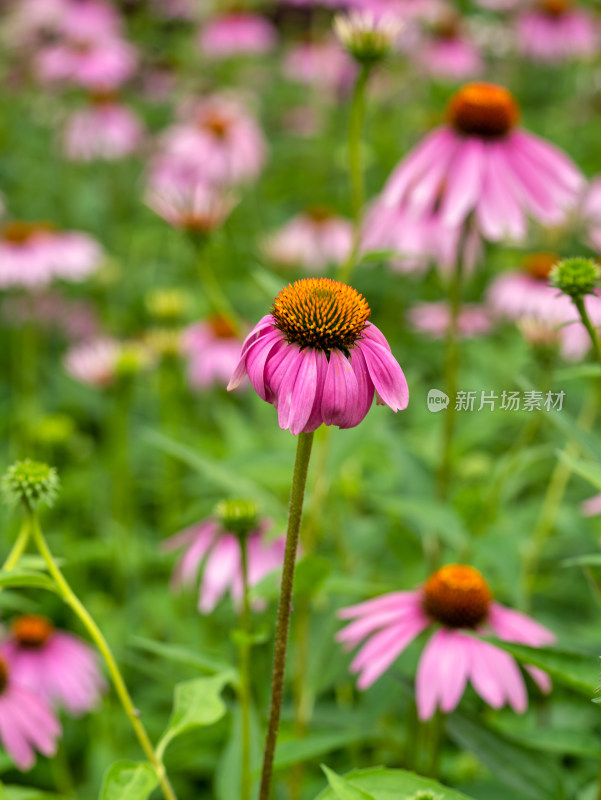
<box><xmin>198</xmin><ymin>13</ymin><xmax>277</xmax><ymax>59</ymax></box>
<box><xmin>145</xmin><ymin>178</ymin><xmax>237</xmax><ymax>233</ymax></box>
<box><xmin>0</xmin><ymin>654</ymin><xmax>61</xmax><ymax>771</ymax></box>
<box><xmin>517</xmin><ymin>2</ymin><xmax>598</xmax><ymax>63</ymax></box>
<box><xmin>1</xmin><ymin>292</ymin><xmax>100</xmax><ymax>341</ymax></box>
<box><xmin>228</xmin><ymin>278</ymin><xmax>409</xmax><ymax>435</ymax></box>
<box><xmin>63</xmin><ymin>338</ymin><xmax>120</xmax><ymax>387</ymax></box>
<box><xmin>55</xmin><ymin>0</ymin><xmax>123</xmax><ymax>40</ymax></box>
<box><xmin>182</xmin><ymin>316</ymin><xmax>244</xmax><ymax>391</ymax></box>
<box><xmin>151</xmin><ymin>94</ymin><xmax>267</xmax><ymax>188</ymax></box>
<box><xmin>582</xmin><ymin>176</ymin><xmax>601</xmax><ymax>252</ymax></box>
<box><xmin>487</xmin><ymin>252</ymin><xmax>601</xmax><ymax>359</ymax></box>
<box><xmin>0</xmin><ymin>616</ymin><xmax>105</xmax><ymax>717</ymax></box>
<box><xmin>418</xmin><ymin>32</ymin><xmax>483</xmax><ymax>81</ymax></box>
<box><xmin>379</xmin><ymin>82</ymin><xmax>584</xmax><ymax>243</ymax></box>
<box><xmin>408</xmin><ymin>301</ymin><xmax>492</xmax><ymax>338</ymax></box>
<box><xmin>337</xmin><ymin>564</ymin><xmax>555</xmax><ymax>718</ymax></box>
<box><xmin>163</xmin><ymin>517</ymin><xmax>287</xmax><ymax>613</ymax></box>
<box><xmin>0</xmin><ymin>222</ymin><xmax>102</xmax><ymax>289</ymax></box>
<box><xmin>345</xmin><ymin>0</ymin><xmax>444</xmax><ymax>22</ymax></box>
<box><xmin>282</xmin><ymin>40</ymin><xmax>357</xmax><ymax>94</ymax></box>
<box><xmin>581</xmin><ymin>494</ymin><xmax>601</xmax><ymax>517</ymax></box>
<box><xmin>36</xmin><ymin>33</ymin><xmax>137</xmax><ymax>91</ymax></box>
<box><xmin>62</xmin><ymin>98</ymin><xmax>145</xmax><ymax>161</ymax></box>
<box><xmin>265</xmin><ymin>209</ymin><xmax>353</xmax><ymax>271</ymax></box>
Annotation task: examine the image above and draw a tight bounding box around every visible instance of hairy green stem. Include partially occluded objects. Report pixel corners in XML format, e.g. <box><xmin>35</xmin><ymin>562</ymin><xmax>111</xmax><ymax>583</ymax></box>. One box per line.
<box><xmin>27</xmin><ymin>506</ymin><xmax>177</xmax><ymax>800</ymax></box>
<box><xmin>339</xmin><ymin>65</ymin><xmax>371</xmax><ymax>284</ymax></box>
<box><xmin>239</xmin><ymin>536</ymin><xmax>252</xmax><ymax>800</ymax></box>
<box><xmin>258</xmin><ymin>431</ymin><xmax>315</xmax><ymax>800</ymax></box>
<box><xmin>574</xmin><ymin>295</ymin><xmax>601</xmax><ymax>370</ymax></box>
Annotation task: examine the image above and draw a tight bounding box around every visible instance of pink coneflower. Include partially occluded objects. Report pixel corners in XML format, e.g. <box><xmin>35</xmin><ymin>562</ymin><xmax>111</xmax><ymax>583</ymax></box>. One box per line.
<box><xmin>379</xmin><ymin>82</ymin><xmax>584</xmax><ymax>242</ymax></box>
<box><xmin>35</xmin><ymin>32</ymin><xmax>137</xmax><ymax>91</ymax></box>
<box><xmin>228</xmin><ymin>278</ymin><xmax>409</xmax><ymax>434</ymax></box>
<box><xmin>162</xmin><ymin>517</ymin><xmax>286</xmax><ymax>613</ymax></box>
<box><xmin>418</xmin><ymin>14</ymin><xmax>483</xmax><ymax>81</ymax></box>
<box><xmin>337</xmin><ymin>564</ymin><xmax>555</xmax><ymax>718</ymax></box>
<box><xmin>62</xmin><ymin>95</ymin><xmax>145</xmax><ymax>161</ymax></box>
<box><xmin>409</xmin><ymin>301</ymin><xmax>492</xmax><ymax>338</ymax></box>
<box><xmin>265</xmin><ymin>208</ymin><xmax>353</xmax><ymax>271</ymax></box>
<box><xmin>182</xmin><ymin>316</ymin><xmax>244</xmax><ymax>390</ymax></box>
<box><xmin>282</xmin><ymin>40</ymin><xmax>356</xmax><ymax>94</ymax></box>
<box><xmin>0</xmin><ymin>654</ymin><xmax>61</xmax><ymax>770</ymax></box>
<box><xmin>145</xmin><ymin>178</ymin><xmax>237</xmax><ymax>233</ymax></box>
<box><xmin>487</xmin><ymin>252</ymin><xmax>601</xmax><ymax>359</ymax></box>
<box><xmin>1</xmin><ymin>292</ymin><xmax>100</xmax><ymax>341</ymax></box>
<box><xmin>63</xmin><ymin>338</ymin><xmax>120</xmax><ymax>386</ymax></box>
<box><xmin>517</xmin><ymin>0</ymin><xmax>598</xmax><ymax>63</ymax></box>
<box><xmin>151</xmin><ymin>94</ymin><xmax>267</xmax><ymax>188</ymax></box>
<box><xmin>0</xmin><ymin>616</ymin><xmax>105</xmax><ymax>717</ymax></box>
<box><xmin>0</xmin><ymin>221</ymin><xmax>102</xmax><ymax>289</ymax></box>
<box><xmin>198</xmin><ymin>13</ymin><xmax>277</xmax><ymax>59</ymax></box>
<box><xmin>582</xmin><ymin>176</ymin><xmax>601</xmax><ymax>252</ymax></box>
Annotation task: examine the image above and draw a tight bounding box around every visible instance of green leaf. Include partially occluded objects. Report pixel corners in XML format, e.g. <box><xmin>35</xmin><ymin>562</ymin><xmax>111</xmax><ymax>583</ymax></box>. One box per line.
<box><xmin>252</xmin><ymin>554</ymin><xmax>331</xmax><ymax>603</ymax></box>
<box><xmin>447</xmin><ymin>714</ymin><xmax>565</xmax><ymax>800</ymax></box>
<box><xmin>274</xmin><ymin>730</ymin><xmax>369</xmax><ymax>770</ymax></box>
<box><xmin>561</xmin><ymin>554</ymin><xmax>601</xmax><ymax>569</ymax></box>
<box><xmin>557</xmin><ymin>452</ymin><xmax>601</xmax><ymax>493</ymax></box>
<box><xmin>476</xmin><ymin>635</ymin><xmax>597</xmax><ymax>695</ymax></box>
<box><xmin>0</xmin><ymin>788</ymin><xmax>62</xmax><ymax>800</ymax></box>
<box><xmin>157</xmin><ymin>672</ymin><xmax>234</xmax><ymax>758</ymax></box>
<box><xmin>314</xmin><ymin>766</ymin><xmax>476</xmax><ymax>799</ymax></box>
<box><xmin>321</xmin><ymin>766</ymin><xmax>377</xmax><ymax>800</ymax></box>
<box><xmin>99</xmin><ymin>761</ymin><xmax>158</xmax><ymax>800</ymax></box>
<box><xmin>131</xmin><ymin>636</ymin><xmax>233</xmax><ymax>675</ymax></box>
<box><xmin>214</xmin><ymin>703</ymin><xmax>262</xmax><ymax>800</ymax></box>
<box><xmin>0</xmin><ymin>571</ymin><xmax>58</xmax><ymax>593</ymax></box>
<box><xmin>493</xmin><ymin>724</ymin><xmax>601</xmax><ymax>758</ymax></box>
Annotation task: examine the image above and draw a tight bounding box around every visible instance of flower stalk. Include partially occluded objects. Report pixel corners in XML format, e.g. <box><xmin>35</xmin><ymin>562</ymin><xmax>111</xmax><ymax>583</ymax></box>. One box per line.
<box><xmin>258</xmin><ymin>431</ymin><xmax>315</xmax><ymax>800</ymax></box>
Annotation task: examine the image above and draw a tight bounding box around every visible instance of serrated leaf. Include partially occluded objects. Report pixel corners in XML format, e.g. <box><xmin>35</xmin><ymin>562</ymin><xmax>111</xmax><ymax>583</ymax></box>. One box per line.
<box><xmin>476</xmin><ymin>635</ymin><xmax>597</xmax><ymax>695</ymax></box>
<box><xmin>157</xmin><ymin>672</ymin><xmax>233</xmax><ymax>758</ymax></box>
<box><xmin>99</xmin><ymin>761</ymin><xmax>158</xmax><ymax>800</ymax></box>
<box><xmin>314</xmin><ymin>766</ymin><xmax>476</xmax><ymax>799</ymax></box>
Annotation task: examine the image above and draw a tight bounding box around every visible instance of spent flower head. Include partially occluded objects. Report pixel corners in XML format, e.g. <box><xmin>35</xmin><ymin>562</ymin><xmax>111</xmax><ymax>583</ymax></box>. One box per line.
<box><xmin>216</xmin><ymin>499</ymin><xmax>260</xmax><ymax>539</ymax></box>
<box><xmin>334</xmin><ymin>12</ymin><xmax>402</xmax><ymax>66</ymax></box>
<box><xmin>550</xmin><ymin>257</ymin><xmax>601</xmax><ymax>300</ymax></box>
<box><xmin>2</xmin><ymin>460</ymin><xmax>60</xmax><ymax>508</ymax></box>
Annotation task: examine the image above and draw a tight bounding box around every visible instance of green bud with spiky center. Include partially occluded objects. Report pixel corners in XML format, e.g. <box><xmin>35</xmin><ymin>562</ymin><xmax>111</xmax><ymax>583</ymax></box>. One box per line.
<box><xmin>550</xmin><ymin>257</ymin><xmax>601</xmax><ymax>299</ymax></box>
<box><xmin>334</xmin><ymin>12</ymin><xmax>403</xmax><ymax>67</ymax></box>
<box><xmin>2</xmin><ymin>460</ymin><xmax>60</xmax><ymax>508</ymax></box>
<box><xmin>216</xmin><ymin>499</ymin><xmax>259</xmax><ymax>539</ymax></box>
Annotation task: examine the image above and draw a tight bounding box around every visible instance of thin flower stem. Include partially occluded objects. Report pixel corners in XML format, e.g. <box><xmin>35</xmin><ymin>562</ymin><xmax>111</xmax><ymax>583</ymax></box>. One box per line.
<box><xmin>2</xmin><ymin>517</ymin><xmax>31</xmax><ymax>571</ymax></box>
<box><xmin>191</xmin><ymin>235</ymin><xmax>243</xmax><ymax>335</ymax></box>
<box><xmin>258</xmin><ymin>431</ymin><xmax>315</xmax><ymax>800</ymax></box>
<box><xmin>339</xmin><ymin>65</ymin><xmax>372</xmax><ymax>284</ymax></box>
<box><xmin>27</xmin><ymin>506</ymin><xmax>177</xmax><ymax>800</ymax></box>
<box><xmin>573</xmin><ymin>295</ymin><xmax>601</xmax><ymax>371</ymax></box>
<box><xmin>239</xmin><ymin>536</ymin><xmax>252</xmax><ymax>800</ymax></box>
<box><xmin>436</xmin><ymin>254</ymin><xmax>465</xmax><ymax>505</ymax></box>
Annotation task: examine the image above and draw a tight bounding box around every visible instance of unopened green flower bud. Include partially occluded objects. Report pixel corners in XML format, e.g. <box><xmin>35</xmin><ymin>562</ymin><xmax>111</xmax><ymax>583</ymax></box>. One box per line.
<box><xmin>216</xmin><ymin>499</ymin><xmax>259</xmax><ymax>538</ymax></box>
<box><xmin>334</xmin><ymin>12</ymin><xmax>402</xmax><ymax>66</ymax></box>
<box><xmin>146</xmin><ymin>289</ymin><xmax>190</xmax><ymax>323</ymax></box>
<box><xmin>115</xmin><ymin>342</ymin><xmax>154</xmax><ymax>378</ymax></box>
<box><xmin>2</xmin><ymin>460</ymin><xmax>60</xmax><ymax>508</ymax></box>
<box><xmin>550</xmin><ymin>257</ymin><xmax>601</xmax><ymax>299</ymax></box>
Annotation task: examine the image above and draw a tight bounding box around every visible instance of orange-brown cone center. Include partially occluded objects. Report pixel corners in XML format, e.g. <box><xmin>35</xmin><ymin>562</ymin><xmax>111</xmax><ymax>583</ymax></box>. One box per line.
<box><xmin>0</xmin><ymin>656</ymin><xmax>8</xmax><ymax>693</ymax></box>
<box><xmin>422</xmin><ymin>565</ymin><xmax>492</xmax><ymax>628</ymax></box>
<box><xmin>202</xmin><ymin>112</ymin><xmax>231</xmax><ymax>139</ymax></box>
<box><xmin>523</xmin><ymin>252</ymin><xmax>558</xmax><ymax>281</ymax></box>
<box><xmin>305</xmin><ymin>206</ymin><xmax>334</xmax><ymax>224</ymax></box>
<box><xmin>210</xmin><ymin>313</ymin><xmax>238</xmax><ymax>339</ymax></box>
<box><xmin>272</xmin><ymin>277</ymin><xmax>370</xmax><ymax>352</ymax></box>
<box><xmin>13</xmin><ymin>615</ymin><xmax>55</xmax><ymax>648</ymax></box>
<box><xmin>448</xmin><ymin>83</ymin><xmax>519</xmax><ymax>138</ymax></box>
<box><xmin>2</xmin><ymin>221</ymin><xmax>55</xmax><ymax>244</ymax></box>
<box><xmin>539</xmin><ymin>0</ymin><xmax>571</xmax><ymax>17</ymax></box>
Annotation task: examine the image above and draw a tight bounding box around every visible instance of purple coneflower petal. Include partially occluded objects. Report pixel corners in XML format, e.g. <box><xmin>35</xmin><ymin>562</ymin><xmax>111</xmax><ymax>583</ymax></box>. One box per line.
<box><xmin>440</xmin><ymin>138</ymin><xmax>486</xmax><ymax>229</ymax></box>
<box><xmin>353</xmin><ymin>619</ymin><xmax>429</xmax><ymax>690</ymax></box>
<box><xmin>287</xmin><ymin>348</ymin><xmax>319</xmax><ymax>435</ymax></box>
<box><xmin>489</xmin><ymin>603</ymin><xmax>556</xmax><ymax>647</ymax></box>
<box><xmin>321</xmin><ymin>349</ymin><xmax>359</xmax><ymax>428</ymax></box>
<box><xmin>358</xmin><ymin>338</ymin><xmax>409</xmax><ymax>412</ymax></box>
<box><xmin>466</xmin><ymin>637</ymin><xmax>507</xmax><ymax>708</ymax></box>
<box><xmin>198</xmin><ymin>535</ymin><xmax>241</xmax><ymax>613</ymax></box>
<box><xmin>245</xmin><ymin>331</ymin><xmax>286</xmax><ymax>400</ymax></box>
<box><xmin>384</xmin><ymin>128</ymin><xmax>457</xmax><ymax>207</ymax></box>
<box><xmin>337</xmin><ymin>591</ymin><xmax>419</xmax><ymax>620</ymax></box>
<box><xmin>416</xmin><ymin>629</ymin><xmax>470</xmax><ymax>718</ymax></box>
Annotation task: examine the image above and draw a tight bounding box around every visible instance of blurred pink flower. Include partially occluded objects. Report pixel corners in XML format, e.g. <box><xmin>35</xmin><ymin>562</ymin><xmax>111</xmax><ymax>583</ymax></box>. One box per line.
<box><xmin>379</xmin><ymin>82</ymin><xmax>584</xmax><ymax>243</ymax></box>
<box><xmin>345</xmin><ymin>0</ymin><xmax>443</xmax><ymax>21</ymax></box>
<box><xmin>582</xmin><ymin>176</ymin><xmax>601</xmax><ymax>252</ymax></box>
<box><xmin>4</xmin><ymin>0</ymin><xmax>120</xmax><ymax>50</ymax></box>
<box><xmin>198</xmin><ymin>13</ymin><xmax>277</xmax><ymax>59</ymax></box>
<box><xmin>0</xmin><ymin>222</ymin><xmax>102</xmax><ymax>289</ymax></box>
<box><xmin>64</xmin><ymin>338</ymin><xmax>120</xmax><ymax>386</ymax></box>
<box><xmin>265</xmin><ymin>209</ymin><xmax>353</xmax><ymax>271</ymax></box>
<box><xmin>418</xmin><ymin>30</ymin><xmax>483</xmax><ymax>81</ymax></box>
<box><xmin>408</xmin><ymin>301</ymin><xmax>492</xmax><ymax>338</ymax></box>
<box><xmin>151</xmin><ymin>94</ymin><xmax>267</xmax><ymax>187</ymax></box>
<box><xmin>517</xmin><ymin>1</ymin><xmax>598</xmax><ymax>62</ymax></box>
<box><xmin>474</xmin><ymin>0</ymin><xmax>518</xmax><ymax>9</ymax></box>
<box><xmin>145</xmin><ymin>179</ymin><xmax>237</xmax><ymax>233</ymax></box>
<box><xmin>228</xmin><ymin>278</ymin><xmax>409</xmax><ymax>435</ymax></box>
<box><xmin>182</xmin><ymin>316</ymin><xmax>244</xmax><ymax>391</ymax></box>
<box><xmin>1</xmin><ymin>292</ymin><xmax>100</xmax><ymax>341</ymax></box>
<box><xmin>55</xmin><ymin>0</ymin><xmax>123</xmax><ymax>39</ymax></box>
<box><xmin>62</xmin><ymin>97</ymin><xmax>145</xmax><ymax>161</ymax></box>
<box><xmin>337</xmin><ymin>564</ymin><xmax>555</xmax><ymax>717</ymax></box>
<box><xmin>1</xmin><ymin>616</ymin><xmax>105</xmax><ymax>717</ymax></box>
<box><xmin>0</xmin><ymin>654</ymin><xmax>61</xmax><ymax>771</ymax></box>
<box><xmin>163</xmin><ymin>518</ymin><xmax>287</xmax><ymax>613</ymax></box>
<box><xmin>282</xmin><ymin>40</ymin><xmax>356</xmax><ymax>94</ymax></box>
<box><xmin>487</xmin><ymin>252</ymin><xmax>601</xmax><ymax>359</ymax></box>
<box><xmin>581</xmin><ymin>494</ymin><xmax>601</xmax><ymax>517</ymax></box>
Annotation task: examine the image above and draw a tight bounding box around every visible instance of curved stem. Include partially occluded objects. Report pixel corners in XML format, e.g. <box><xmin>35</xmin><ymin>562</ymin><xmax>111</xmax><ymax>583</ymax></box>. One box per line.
<box><xmin>190</xmin><ymin>234</ymin><xmax>242</xmax><ymax>335</ymax></box>
<box><xmin>339</xmin><ymin>65</ymin><xmax>371</xmax><ymax>284</ymax></box>
<box><xmin>239</xmin><ymin>537</ymin><xmax>252</xmax><ymax>800</ymax></box>
<box><xmin>2</xmin><ymin>517</ymin><xmax>31</xmax><ymax>571</ymax></box>
<box><xmin>258</xmin><ymin>431</ymin><xmax>315</xmax><ymax>800</ymax></box>
<box><xmin>573</xmin><ymin>295</ymin><xmax>601</xmax><ymax>370</ymax></box>
<box><xmin>27</xmin><ymin>507</ymin><xmax>177</xmax><ymax>800</ymax></box>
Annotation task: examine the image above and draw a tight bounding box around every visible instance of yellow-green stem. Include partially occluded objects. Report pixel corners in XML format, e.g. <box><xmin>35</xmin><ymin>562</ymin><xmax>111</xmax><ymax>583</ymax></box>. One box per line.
<box><xmin>239</xmin><ymin>536</ymin><xmax>252</xmax><ymax>800</ymax></box>
<box><xmin>574</xmin><ymin>295</ymin><xmax>601</xmax><ymax>370</ymax></box>
<box><xmin>27</xmin><ymin>506</ymin><xmax>177</xmax><ymax>800</ymax></box>
<box><xmin>2</xmin><ymin>517</ymin><xmax>31</xmax><ymax>571</ymax></box>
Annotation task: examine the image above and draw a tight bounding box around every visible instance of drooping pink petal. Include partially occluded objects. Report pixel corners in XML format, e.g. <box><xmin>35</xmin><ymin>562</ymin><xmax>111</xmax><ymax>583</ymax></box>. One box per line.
<box><xmin>287</xmin><ymin>348</ymin><xmax>319</xmax><ymax>435</ymax></box>
<box><xmin>338</xmin><ymin>591</ymin><xmax>420</xmax><ymax>619</ymax></box>
<box><xmin>352</xmin><ymin>618</ymin><xmax>429</xmax><ymax>690</ymax></box>
<box><xmin>440</xmin><ymin>137</ymin><xmax>486</xmax><ymax>228</ymax></box>
<box><xmin>198</xmin><ymin>535</ymin><xmax>241</xmax><ymax>613</ymax></box>
<box><xmin>357</xmin><ymin>338</ymin><xmax>409</xmax><ymax>412</ymax></box>
<box><xmin>488</xmin><ymin>603</ymin><xmax>556</xmax><ymax>647</ymax></box>
<box><xmin>321</xmin><ymin>349</ymin><xmax>360</xmax><ymax>428</ymax></box>
<box><xmin>416</xmin><ymin>629</ymin><xmax>470</xmax><ymax>718</ymax></box>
